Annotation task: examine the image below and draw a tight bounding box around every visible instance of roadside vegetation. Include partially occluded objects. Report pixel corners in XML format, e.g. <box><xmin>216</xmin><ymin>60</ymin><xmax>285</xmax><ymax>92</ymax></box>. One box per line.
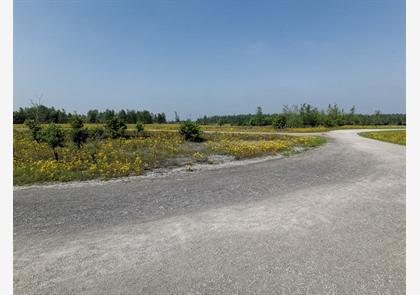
<box><xmin>13</xmin><ymin>121</ymin><xmax>325</xmax><ymax>185</ymax></box>
<box><xmin>358</xmin><ymin>130</ymin><xmax>406</xmax><ymax>145</ymax></box>
<box><xmin>13</xmin><ymin>102</ymin><xmax>405</xmax><ymax>185</ymax></box>
<box><xmin>14</xmin><ymin>123</ymin><xmax>405</xmax><ymax>134</ymax></box>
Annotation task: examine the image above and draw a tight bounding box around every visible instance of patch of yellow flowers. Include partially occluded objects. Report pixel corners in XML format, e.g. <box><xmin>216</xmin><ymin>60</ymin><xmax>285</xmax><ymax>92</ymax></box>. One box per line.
<box><xmin>14</xmin><ymin>131</ymin><xmax>182</xmax><ymax>185</ymax></box>
<box><xmin>13</xmin><ymin>130</ymin><xmax>325</xmax><ymax>185</ymax></box>
<box><xmin>206</xmin><ymin>134</ymin><xmax>324</xmax><ymax>159</ymax></box>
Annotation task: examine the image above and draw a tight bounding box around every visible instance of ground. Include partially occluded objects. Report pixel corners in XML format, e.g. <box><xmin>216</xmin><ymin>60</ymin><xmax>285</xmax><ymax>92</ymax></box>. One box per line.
<box><xmin>13</xmin><ymin>129</ymin><xmax>405</xmax><ymax>294</ymax></box>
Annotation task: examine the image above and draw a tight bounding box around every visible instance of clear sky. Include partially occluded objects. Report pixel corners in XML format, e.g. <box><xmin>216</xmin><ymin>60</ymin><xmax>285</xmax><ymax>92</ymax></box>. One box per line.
<box><xmin>14</xmin><ymin>0</ymin><xmax>405</xmax><ymax>119</ymax></box>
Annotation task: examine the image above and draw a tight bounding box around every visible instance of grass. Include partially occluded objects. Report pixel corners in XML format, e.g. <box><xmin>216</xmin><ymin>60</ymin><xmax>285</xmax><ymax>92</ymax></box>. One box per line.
<box><xmin>13</xmin><ymin>129</ymin><xmax>325</xmax><ymax>186</ymax></box>
<box><xmin>358</xmin><ymin>130</ymin><xmax>406</xmax><ymax>145</ymax></box>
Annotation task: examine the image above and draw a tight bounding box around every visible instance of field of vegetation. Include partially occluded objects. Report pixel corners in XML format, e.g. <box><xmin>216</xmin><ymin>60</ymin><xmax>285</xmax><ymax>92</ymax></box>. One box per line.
<box><xmin>13</xmin><ymin>102</ymin><xmax>405</xmax><ymax>186</ymax></box>
<box><xmin>13</xmin><ymin>123</ymin><xmax>405</xmax><ymax>133</ymax></box>
<box><xmin>358</xmin><ymin>130</ymin><xmax>406</xmax><ymax>145</ymax></box>
<box><xmin>14</xmin><ymin>122</ymin><xmax>325</xmax><ymax>186</ymax></box>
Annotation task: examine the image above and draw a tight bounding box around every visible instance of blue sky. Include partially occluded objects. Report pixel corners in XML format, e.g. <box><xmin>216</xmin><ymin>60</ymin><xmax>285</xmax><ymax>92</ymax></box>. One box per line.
<box><xmin>14</xmin><ymin>0</ymin><xmax>405</xmax><ymax>119</ymax></box>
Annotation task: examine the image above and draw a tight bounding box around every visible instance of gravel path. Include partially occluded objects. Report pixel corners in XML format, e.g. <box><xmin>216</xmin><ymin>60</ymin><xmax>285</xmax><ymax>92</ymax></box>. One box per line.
<box><xmin>14</xmin><ymin>129</ymin><xmax>405</xmax><ymax>294</ymax></box>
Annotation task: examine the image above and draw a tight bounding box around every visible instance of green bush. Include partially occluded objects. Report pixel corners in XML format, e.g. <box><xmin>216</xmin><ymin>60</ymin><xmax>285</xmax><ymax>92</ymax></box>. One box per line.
<box><xmin>285</xmin><ymin>114</ymin><xmax>304</xmax><ymax>128</ymax></box>
<box><xmin>24</xmin><ymin>119</ymin><xmax>43</xmax><ymax>143</ymax></box>
<box><xmin>272</xmin><ymin>115</ymin><xmax>287</xmax><ymax>129</ymax></box>
<box><xmin>70</xmin><ymin>116</ymin><xmax>88</xmax><ymax>148</ymax></box>
<box><xmin>135</xmin><ymin>121</ymin><xmax>144</xmax><ymax>135</ymax></box>
<box><xmin>178</xmin><ymin>120</ymin><xmax>202</xmax><ymax>142</ymax></box>
<box><xmin>89</xmin><ymin>127</ymin><xmax>105</xmax><ymax>140</ymax></box>
<box><xmin>105</xmin><ymin>117</ymin><xmax>127</xmax><ymax>138</ymax></box>
<box><xmin>42</xmin><ymin>124</ymin><xmax>65</xmax><ymax>160</ymax></box>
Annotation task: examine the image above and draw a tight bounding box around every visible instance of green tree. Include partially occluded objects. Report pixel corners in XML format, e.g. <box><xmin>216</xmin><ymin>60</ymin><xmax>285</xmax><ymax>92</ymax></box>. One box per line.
<box><xmin>135</xmin><ymin>121</ymin><xmax>144</xmax><ymax>136</ymax></box>
<box><xmin>87</xmin><ymin>109</ymin><xmax>99</xmax><ymax>123</ymax></box>
<box><xmin>105</xmin><ymin>116</ymin><xmax>127</xmax><ymax>138</ymax></box>
<box><xmin>179</xmin><ymin>120</ymin><xmax>202</xmax><ymax>142</ymax></box>
<box><xmin>43</xmin><ymin>124</ymin><xmax>65</xmax><ymax>160</ymax></box>
<box><xmin>155</xmin><ymin>112</ymin><xmax>166</xmax><ymax>124</ymax></box>
<box><xmin>118</xmin><ymin>110</ymin><xmax>127</xmax><ymax>123</ymax></box>
<box><xmin>272</xmin><ymin>114</ymin><xmax>287</xmax><ymax>129</ymax></box>
<box><xmin>24</xmin><ymin>119</ymin><xmax>43</xmax><ymax>143</ymax></box>
<box><xmin>253</xmin><ymin>106</ymin><xmax>265</xmax><ymax>126</ymax></box>
<box><xmin>70</xmin><ymin>116</ymin><xmax>89</xmax><ymax>148</ymax></box>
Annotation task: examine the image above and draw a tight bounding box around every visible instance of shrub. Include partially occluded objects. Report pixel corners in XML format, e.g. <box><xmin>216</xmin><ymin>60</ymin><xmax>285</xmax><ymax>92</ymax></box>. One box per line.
<box><xmin>105</xmin><ymin>116</ymin><xmax>127</xmax><ymax>138</ymax></box>
<box><xmin>24</xmin><ymin>119</ymin><xmax>43</xmax><ymax>143</ymax></box>
<box><xmin>42</xmin><ymin>124</ymin><xmax>65</xmax><ymax>160</ymax></box>
<box><xmin>70</xmin><ymin>128</ymin><xmax>88</xmax><ymax>148</ymax></box>
<box><xmin>272</xmin><ymin>115</ymin><xmax>287</xmax><ymax>129</ymax></box>
<box><xmin>285</xmin><ymin>114</ymin><xmax>304</xmax><ymax>128</ymax></box>
<box><xmin>135</xmin><ymin>121</ymin><xmax>144</xmax><ymax>136</ymax></box>
<box><xmin>70</xmin><ymin>115</ymin><xmax>84</xmax><ymax>129</ymax></box>
<box><xmin>87</xmin><ymin>127</ymin><xmax>104</xmax><ymax>140</ymax></box>
<box><xmin>70</xmin><ymin>116</ymin><xmax>88</xmax><ymax>148</ymax></box>
<box><xmin>178</xmin><ymin>120</ymin><xmax>202</xmax><ymax>142</ymax></box>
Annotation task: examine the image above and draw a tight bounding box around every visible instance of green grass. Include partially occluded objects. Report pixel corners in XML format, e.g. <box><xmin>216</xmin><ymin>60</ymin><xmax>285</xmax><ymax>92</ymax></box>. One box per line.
<box><xmin>358</xmin><ymin>130</ymin><xmax>406</xmax><ymax>145</ymax></box>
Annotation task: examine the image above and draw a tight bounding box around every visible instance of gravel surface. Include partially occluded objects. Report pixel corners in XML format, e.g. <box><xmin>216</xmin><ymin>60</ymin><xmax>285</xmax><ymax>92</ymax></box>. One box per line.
<box><xmin>14</xmin><ymin>129</ymin><xmax>405</xmax><ymax>294</ymax></box>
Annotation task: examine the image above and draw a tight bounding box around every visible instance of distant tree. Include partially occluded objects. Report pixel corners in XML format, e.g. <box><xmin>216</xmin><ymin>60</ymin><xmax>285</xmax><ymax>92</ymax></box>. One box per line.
<box><xmin>155</xmin><ymin>112</ymin><xmax>166</xmax><ymax>124</ymax></box>
<box><xmin>138</xmin><ymin>110</ymin><xmax>153</xmax><ymax>124</ymax></box>
<box><xmin>87</xmin><ymin>109</ymin><xmax>99</xmax><ymax>123</ymax></box>
<box><xmin>118</xmin><ymin>110</ymin><xmax>127</xmax><ymax>123</ymax></box>
<box><xmin>24</xmin><ymin>119</ymin><xmax>43</xmax><ymax>143</ymax></box>
<box><xmin>135</xmin><ymin>121</ymin><xmax>144</xmax><ymax>136</ymax></box>
<box><xmin>253</xmin><ymin>106</ymin><xmax>265</xmax><ymax>126</ymax></box>
<box><xmin>43</xmin><ymin>124</ymin><xmax>65</xmax><ymax>161</ymax></box>
<box><xmin>272</xmin><ymin>114</ymin><xmax>287</xmax><ymax>129</ymax></box>
<box><xmin>326</xmin><ymin>104</ymin><xmax>344</xmax><ymax>126</ymax></box>
<box><xmin>101</xmin><ymin>109</ymin><xmax>115</xmax><ymax>123</ymax></box>
<box><xmin>70</xmin><ymin>116</ymin><xmax>89</xmax><ymax>148</ymax></box>
<box><xmin>105</xmin><ymin>116</ymin><xmax>127</xmax><ymax>138</ymax></box>
<box><xmin>174</xmin><ymin>111</ymin><xmax>180</xmax><ymax>123</ymax></box>
<box><xmin>126</xmin><ymin>110</ymin><xmax>138</xmax><ymax>124</ymax></box>
<box><xmin>299</xmin><ymin>103</ymin><xmax>320</xmax><ymax>127</ymax></box>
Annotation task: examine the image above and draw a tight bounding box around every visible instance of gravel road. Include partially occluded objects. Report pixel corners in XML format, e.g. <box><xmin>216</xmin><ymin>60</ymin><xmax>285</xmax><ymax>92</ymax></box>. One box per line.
<box><xmin>14</xmin><ymin>129</ymin><xmax>405</xmax><ymax>294</ymax></box>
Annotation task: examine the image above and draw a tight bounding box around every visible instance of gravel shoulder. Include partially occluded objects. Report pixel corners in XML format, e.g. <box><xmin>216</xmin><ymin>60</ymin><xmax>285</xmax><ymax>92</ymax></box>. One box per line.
<box><xmin>14</xmin><ymin>129</ymin><xmax>405</xmax><ymax>294</ymax></box>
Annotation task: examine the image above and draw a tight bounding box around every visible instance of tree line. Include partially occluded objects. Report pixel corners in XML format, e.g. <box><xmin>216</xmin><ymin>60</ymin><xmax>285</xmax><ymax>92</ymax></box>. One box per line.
<box><xmin>13</xmin><ymin>105</ymin><xmax>167</xmax><ymax>124</ymax></box>
<box><xmin>14</xmin><ymin>103</ymin><xmax>406</xmax><ymax>127</ymax></box>
<box><xmin>196</xmin><ymin>104</ymin><xmax>406</xmax><ymax>127</ymax></box>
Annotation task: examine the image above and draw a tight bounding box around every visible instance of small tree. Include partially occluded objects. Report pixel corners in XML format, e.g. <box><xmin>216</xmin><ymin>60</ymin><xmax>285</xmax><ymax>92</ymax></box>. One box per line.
<box><xmin>43</xmin><ymin>124</ymin><xmax>65</xmax><ymax>160</ymax></box>
<box><xmin>70</xmin><ymin>116</ymin><xmax>89</xmax><ymax>148</ymax></box>
<box><xmin>254</xmin><ymin>106</ymin><xmax>265</xmax><ymax>126</ymax></box>
<box><xmin>272</xmin><ymin>114</ymin><xmax>287</xmax><ymax>129</ymax></box>
<box><xmin>105</xmin><ymin>116</ymin><xmax>127</xmax><ymax>138</ymax></box>
<box><xmin>89</xmin><ymin>127</ymin><xmax>105</xmax><ymax>140</ymax></box>
<box><xmin>179</xmin><ymin>120</ymin><xmax>202</xmax><ymax>142</ymax></box>
<box><xmin>155</xmin><ymin>112</ymin><xmax>166</xmax><ymax>124</ymax></box>
<box><xmin>135</xmin><ymin>121</ymin><xmax>144</xmax><ymax>136</ymax></box>
<box><xmin>24</xmin><ymin>119</ymin><xmax>43</xmax><ymax>143</ymax></box>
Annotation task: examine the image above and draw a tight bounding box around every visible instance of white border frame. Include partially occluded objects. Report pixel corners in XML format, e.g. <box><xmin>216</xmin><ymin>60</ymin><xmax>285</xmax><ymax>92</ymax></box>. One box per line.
<box><xmin>406</xmin><ymin>0</ymin><xmax>419</xmax><ymax>294</ymax></box>
<box><xmin>0</xmin><ymin>0</ymin><xmax>13</xmax><ymax>294</ymax></box>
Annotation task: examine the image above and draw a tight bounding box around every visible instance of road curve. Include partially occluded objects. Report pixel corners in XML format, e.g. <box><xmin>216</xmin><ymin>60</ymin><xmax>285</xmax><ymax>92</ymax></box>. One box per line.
<box><xmin>14</xmin><ymin>130</ymin><xmax>405</xmax><ymax>294</ymax></box>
